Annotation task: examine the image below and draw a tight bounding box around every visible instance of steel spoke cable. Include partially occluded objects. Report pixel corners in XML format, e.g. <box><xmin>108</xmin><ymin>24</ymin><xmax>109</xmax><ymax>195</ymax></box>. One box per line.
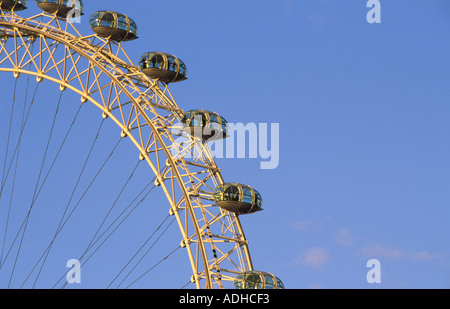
<box><xmin>107</xmin><ymin>214</ymin><xmax>172</xmax><ymax>289</ymax></box>
<box><xmin>18</xmin><ymin>91</ymin><xmax>65</xmax><ymax>287</ymax></box>
<box><xmin>50</xmin><ymin>159</ymin><xmax>145</xmax><ymax>286</ymax></box>
<box><xmin>0</xmin><ymin>81</ymin><xmax>40</xmax><ymax>200</ymax></box>
<box><xmin>50</xmin><ymin>137</ymin><xmax>125</xmax><ymax>241</ymax></box>
<box><xmin>6</xmin><ymin>80</ymin><xmax>40</xmax><ymax>288</ymax></box>
<box><xmin>3</xmin><ymin>126</ymin><xmax>22</xmax><ymax>277</ymax></box>
<box><xmin>32</xmin><ymin>118</ymin><xmax>106</xmax><ymax>287</ymax></box>
<box><xmin>42</xmin><ymin>158</ymin><xmax>143</xmax><ymax>287</ymax></box>
<box><xmin>124</xmin><ymin>245</ymin><xmax>182</xmax><ymax>289</ymax></box>
<box><xmin>0</xmin><ymin>100</ymin><xmax>84</xmax><ymax>271</ymax></box>
<box><xmin>0</xmin><ymin>77</ymin><xmax>18</xmax><ymax>197</ymax></box>
<box><xmin>19</xmin><ymin>136</ymin><xmax>123</xmax><ymax>288</ymax></box>
<box><xmin>57</xmin><ymin>176</ymin><xmax>157</xmax><ymax>288</ymax></box>
<box><xmin>181</xmin><ymin>280</ymin><xmax>193</xmax><ymax>289</ymax></box>
<box><xmin>14</xmin><ymin>90</ymin><xmax>65</xmax><ymax>278</ymax></box>
<box><xmin>55</xmin><ymin>175</ymin><xmax>158</xmax><ymax>289</ymax></box>
<box><xmin>27</xmin><ymin>99</ymin><xmax>85</xmax><ymax>208</ymax></box>
<box><xmin>116</xmin><ymin>216</ymin><xmax>177</xmax><ymax>289</ymax></box>
<box><xmin>54</xmin><ymin>118</ymin><xmax>107</xmax><ymax>233</ymax></box>
<box><xmin>29</xmin><ymin>91</ymin><xmax>64</xmax><ymax>206</ymax></box>
<box><xmin>0</xmin><ymin>77</ymin><xmax>18</xmax><ymax>267</ymax></box>
<box><xmin>81</xmin><ymin>174</ymin><xmax>156</xmax><ymax>255</ymax></box>
<box><xmin>83</xmin><ymin>159</ymin><xmax>142</xmax><ymax>254</ymax></box>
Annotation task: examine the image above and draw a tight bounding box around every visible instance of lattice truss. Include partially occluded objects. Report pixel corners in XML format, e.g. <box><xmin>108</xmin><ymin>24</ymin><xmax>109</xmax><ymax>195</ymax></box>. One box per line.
<box><xmin>0</xmin><ymin>11</ymin><xmax>254</xmax><ymax>289</ymax></box>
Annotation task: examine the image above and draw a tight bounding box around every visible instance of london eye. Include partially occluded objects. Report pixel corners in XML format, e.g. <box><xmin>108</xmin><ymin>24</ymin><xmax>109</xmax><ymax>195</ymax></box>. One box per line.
<box><xmin>0</xmin><ymin>0</ymin><xmax>283</xmax><ymax>289</ymax></box>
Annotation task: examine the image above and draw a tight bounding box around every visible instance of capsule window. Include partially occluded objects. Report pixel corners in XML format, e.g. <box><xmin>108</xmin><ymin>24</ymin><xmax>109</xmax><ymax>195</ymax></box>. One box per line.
<box><xmin>221</xmin><ymin>118</ymin><xmax>228</xmax><ymax>133</ymax></box>
<box><xmin>209</xmin><ymin>114</ymin><xmax>218</xmax><ymax>123</ymax></box>
<box><xmin>182</xmin><ymin>111</ymin><xmax>193</xmax><ymax>124</ymax></box>
<box><xmin>191</xmin><ymin>113</ymin><xmax>206</xmax><ymax>127</ymax></box>
<box><xmin>242</xmin><ymin>187</ymin><xmax>253</xmax><ymax>204</ymax></box>
<box><xmin>100</xmin><ymin>12</ymin><xmax>115</xmax><ymax>27</ymax></box>
<box><xmin>264</xmin><ymin>275</ymin><xmax>275</xmax><ymax>289</ymax></box>
<box><xmin>129</xmin><ymin>20</ymin><xmax>137</xmax><ymax>34</ymax></box>
<box><xmin>182</xmin><ymin>111</ymin><xmax>192</xmax><ymax>123</ymax></box>
<box><xmin>152</xmin><ymin>54</ymin><xmax>165</xmax><ymax>69</ymax></box>
<box><xmin>255</xmin><ymin>191</ymin><xmax>262</xmax><ymax>207</ymax></box>
<box><xmin>167</xmin><ymin>57</ymin><xmax>177</xmax><ymax>72</ymax></box>
<box><xmin>277</xmin><ymin>278</ymin><xmax>284</xmax><ymax>288</ymax></box>
<box><xmin>89</xmin><ymin>12</ymin><xmax>98</xmax><ymax>27</ymax></box>
<box><xmin>149</xmin><ymin>57</ymin><xmax>157</xmax><ymax>68</ymax></box>
<box><xmin>223</xmin><ymin>185</ymin><xmax>240</xmax><ymax>202</ymax></box>
<box><xmin>209</xmin><ymin>115</ymin><xmax>219</xmax><ymax>130</ymax></box>
<box><xmin>179</xmin><ymin>62</ymin><xmax>187</xmax><ymax>76</ymax></box>
<box><xmin>117</xmin><ymin>15</ymin><xmax>128</xmax><ymax>31</ymax></box>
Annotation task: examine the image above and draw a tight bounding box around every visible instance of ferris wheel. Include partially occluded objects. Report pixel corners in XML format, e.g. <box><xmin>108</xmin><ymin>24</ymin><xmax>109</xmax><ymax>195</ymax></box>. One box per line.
<box><xmin>0</xmin><ymin>0</ymin><xmax>284</xmax><ymax>290</ymax></box>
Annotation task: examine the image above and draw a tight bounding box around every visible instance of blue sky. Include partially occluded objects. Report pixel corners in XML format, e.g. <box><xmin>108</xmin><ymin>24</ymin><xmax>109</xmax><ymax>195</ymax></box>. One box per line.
<box><xmin>0</xmin><ymin>0</ymin><xmax>449</xmax><ymax>289</ymax></box>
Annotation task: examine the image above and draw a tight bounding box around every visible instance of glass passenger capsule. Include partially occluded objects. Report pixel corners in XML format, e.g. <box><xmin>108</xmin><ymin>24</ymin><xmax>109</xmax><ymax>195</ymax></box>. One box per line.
<box><xmin>234</xmin><ymin>271</ymin><xmax>284</xmax><ymax>290</ymax></box>
<box><xmin>138</xmin><ymin>52</ymin><xmax>187</xmax><ymax>84</ymax></box>
<box><xmin>36</xmin><ymin>0</ymin><xmax>83</xmax><ymax>17</ymax></box>
<box><xmin>213</xmin><ymin>183</ymin><xmax>262</xmax><ymax>215</ymax></box>
<box><xmin>89</xmin><ymin>10</ymin><xmax>138</xmax><ymax>42</ymax></box>
<box><xmin>180</xmin><ymin>110</ymin><xmax>228</xmax><ymax>141</ymax></box>
<box><xmin>0</xmin><ymin>0</ymin><xmax>27</xmax><ymax>11</ymax></box>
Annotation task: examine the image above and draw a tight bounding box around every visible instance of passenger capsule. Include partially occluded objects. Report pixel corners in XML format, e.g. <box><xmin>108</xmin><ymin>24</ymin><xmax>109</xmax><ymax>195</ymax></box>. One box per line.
<box><xmin>234</xmin><ymin>271</ymin><xmax>284</xmax><ymax>290</ymax></box>
<box><xmin>0</xmin><ymin>0</ymin><xmax>27</xmax><ymax>11</ymax></box>
<box><xmin>139</xmin><ymin>52</ymin><xmax>187</xmax><ymax>84</ymax></box>
<box><xmin>36</xmin><ymin>0</ymin><xmax>83</xmax><ymax>18</ymax></box>
<box><xmin>89</xmin><ymin>10</ymin><xmax>138</xmax><ymax>42</ymax></box>
<box><xmin>180</xmin><ymin>110</ymin><xmax>228</xmax><ymax>141</ymax></box>
<box><xmin>213</xmin><ymin>183</ymin><xmax>262</xmax><ymax>215</ymax></box>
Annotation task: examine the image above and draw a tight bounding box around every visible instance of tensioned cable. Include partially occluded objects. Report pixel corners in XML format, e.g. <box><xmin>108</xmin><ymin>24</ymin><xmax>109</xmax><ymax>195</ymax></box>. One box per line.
<box><xmin>81</xmin><ymin>172</ymin><xmax>155</xmax><ymax>255</ymax></box>
<box><xmin>51</xmin><ymin>138</ymin><xmax>125</xmax><ymax>241</ymax></box>
<box><xmin>0</xmin><ymin>77</ymin><xmax>18</xmax><ymax>197</ymax></box>
<box><xmin>11</xmin><ymin>90</ymin><xmax>65</xmax><ymax>275</ymax></box>
<box><xmin>83</xmin><ymin>159</ymin><xmax>142</xmax><ymax>254</ymax></box>
<box><xmin>107</xmin><ymin>214</ymin><xmax>172</xmax><ymax>289</ymax></box>
<box><xmin>52</xmin><ymin>159</ymin><xmax>143</xmax><ymax>280</ymax></box>
<box><xmin>124</xmin><ymin>245</ymin><xmax>182</xmax><ymax>289</ymax></box>
<box><xmin>29</xmin><ymin>91</ymin><xmax>64</xmax><ymax>207</ymax></box>
<box><xmin>50</xmin><ymin>159</ymin><xmax>145</xmax><ymax>287</ymax></box>
<box><xmin>6</xmin><ymin>80</ymin><xmax>41</xmax><ymax>288</ymax></box>
<box><xmin>115</xmin><ymin>216</ymin><xmax>177</xmax><ymax>289</ymax></box>
<box><xmin>19</xmin><ymin>91</ymin><xmax>65</xmax><ymax>286</ymax></box>
<box><xmin>54</xmin><ymin>173</ymin><xmax>158</xmax><ymax>289</ymax></box>
<box><xmin>32</xmin><ymin>118</ymin><xmax>106</xmax><ymax>287</ymax></box>
<box><xmin>0</xmin><ymin>84</ymin><xmax>40</xmax><ymax>200</ymax></box>
<box><xmin>0</xmin><ymin>77</ymin><xmax>18</xmax><ymax>267</ymax></box>
<box><xmin>181</xmin><ymin>280</ymin><xmax>193</xmax><ymax>289</ymax></box>
<box><xmin>0</xmin><ymin>99</ymin><xmax>84</xmax><ymax>272</ymax></box>
<box><xmin>19</xmin><ymin>136</ymin><xmax>123</xmax><ymax>288</ymax></box>
<box><xmin>6</xmin><ymin>86</ymin><xmax>61</xmax><ymax>284</ymax></box>
<box><xmin>53</xmin><ymin>177</ymin><xmax>156</xmax><ymax>288</ymax></box>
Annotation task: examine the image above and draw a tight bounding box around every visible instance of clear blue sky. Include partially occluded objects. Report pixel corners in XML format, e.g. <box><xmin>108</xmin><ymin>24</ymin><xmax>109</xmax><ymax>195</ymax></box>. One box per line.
<box><xmin>0</xmin><ymin>0</ymin><xmax>449</xmax><ymax>289</ymax></box>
